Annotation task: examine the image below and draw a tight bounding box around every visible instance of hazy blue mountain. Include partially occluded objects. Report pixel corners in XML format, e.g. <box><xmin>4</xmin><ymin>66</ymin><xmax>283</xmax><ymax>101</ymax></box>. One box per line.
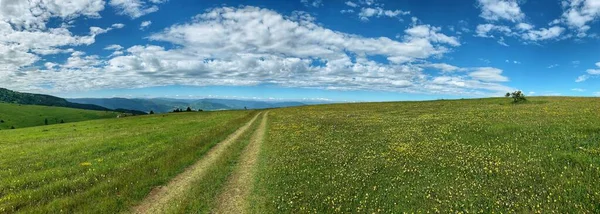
<box><xmin>68</xmin><ymin>98</ymin><xmax>172</xmax><ymax>113</ymax></box>
<box><xmin>68</xmin><ymin>97</ymin><xmax>309</xmax><ymax>113</ymax></box>
<box><xmin>0</xmin><ymin>88</ymin><xmax>146</xmax><ymax>115</ymax></box>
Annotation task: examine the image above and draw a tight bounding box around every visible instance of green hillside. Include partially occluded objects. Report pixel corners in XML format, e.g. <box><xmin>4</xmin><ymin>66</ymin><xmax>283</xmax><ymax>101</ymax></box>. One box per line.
<box><xmin>0</xmin><ymin>103</ymin><xmax>119</xmax><ymax>130</ymax></box>
<box><xmin>0</xmin><ymin>88</ymin><xmax>147</xmax><ymax>115</ymax></box>
<box><xmin>0</xmin><ymin>110</ymin><xmax>256</xmax><ymax>213</ymax></box>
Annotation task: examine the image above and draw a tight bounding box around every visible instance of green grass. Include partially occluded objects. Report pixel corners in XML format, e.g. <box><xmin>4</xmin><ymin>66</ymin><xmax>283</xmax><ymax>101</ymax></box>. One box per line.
<box><xmin>251</xmin><ymin>97</ymin><xmax>600</xmax><ymax>213</ymax></box>
<box><xmin>0</xmin><ymin>110</ymin><xmax>257</xmax><ymax>213</ymax></box>
<box><xmin>163</xmin><ymin>112</ymin><xmax>262</xmax><ymax>213</ymax></box>
<box><xmin>0</xmin><ymin>102</ymin><xmax>119</xmax><ymax>130</ymax></box>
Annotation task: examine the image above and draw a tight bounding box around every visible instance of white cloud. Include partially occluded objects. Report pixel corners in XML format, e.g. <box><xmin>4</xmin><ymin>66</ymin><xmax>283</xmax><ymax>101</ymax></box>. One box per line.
<box><xmin>0</xmin><ymin>0</ymin><xmax>111</xmax><ymax>77</ymax></box>
<box><xmin>345</xmin><ymin>1</ymin><xmax>359</xmax><ymax>7</ymax></box>
<box><xmin>468</xmin><ymin>67</ymin><xmax>509</xmax><ymax>82</ymax></box>
<box><xmin>571</xmin><ymin>88</ymin><xmax>586</xmax><ymax>92</ymax></box>
<box><xmin>476</xmin><ymin>24</ymin><xmax>513</xmax><ymax>37</ymax></box>
<box><xmin>422</xmin><ymin>63</ymin><xmax>465</xmax><ymax>72</ymax></box>
<box><xmin>520</xmin><ymin>26</ymin><xmax>565</xmax><ymax>41</ymax></box>
<box><xmin>516</xmin><ymin>23</ymin><xmax>534</xmax><ymax>31</ymax></box>
<box><xmin>576</xmin><ymin>75</ymin><xmax>589</xmax><ymax>82</ymax></box>
<box><xmin>559</xmin><ymin>0</ymin><xmax>600</xmax><ymax>35</ymax></box>
<box><xmin>548</xmin><ymin>64</ymin><xmax>559</xmax><ymax>68</ymax></box>
<box><xmin>477</xmin><ymin>0</ymin><xmax>525</xmax><ymax>22</ymax></box>
<box><xmin>105</xmin><ymin>44</ymin><xmax>124</xmax><ymax>50</ymax></box>
<box><xmin>476</xmin><ymin>24</ymin><xmax>565</xmax><ymax>42</ymax></box>
<box><xmin>140</xmin><ymin>21</ymin><xmax>152</xmax><ymax>30</ymax></box>
<box><xmin>109</xmin><ymin>0</ymin><xmax>164</xmax><ymax>18</ymax></box>
<box><xmin>358</xmin><ymin>7</ymin><xmax>409</xmax><ymax>21</ymax></box>
<box><xmin>0</xmin><ymin>0</ymin><xmax>105</xmax><ymax>30</ymax></box>
<box><xmin>301</xmin><ymin>0</ymin><xmax>323</xmax><ymax>7</ymax></box>
<box><xmin>579</xmin><ymin>62</ymin><xmax>600</xmax><ymax>80</ymax></box>
<box><xmin>344</xmin><ymin>0</ymin><xmax>410</xmax><ymax>21</ymax></box>
<box><xmin>112</xmin><ymin>23</ymin><xmax>125</xmax><ymax>28</ymax></box>
<box><xmin>2</xmin><ymin>6</ymin><xmax>515</xmax><ymax>96</ymax></box>
<box><xmin>505</xmin><ymin>60</ymin><xmax>521</xmax><ymax>64</ymax></box>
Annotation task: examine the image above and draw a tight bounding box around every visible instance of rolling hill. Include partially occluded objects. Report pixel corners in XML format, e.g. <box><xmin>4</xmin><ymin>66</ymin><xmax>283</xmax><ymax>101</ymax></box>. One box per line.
<box><xmin>0</xmin><ymin>102</ymin><xmax>119</xmax><ymax>130</ymax></box>
<box><xmin>0</xmin><ymin>88</ymin><xmax>147</xmax><ymax>115</ymax></box>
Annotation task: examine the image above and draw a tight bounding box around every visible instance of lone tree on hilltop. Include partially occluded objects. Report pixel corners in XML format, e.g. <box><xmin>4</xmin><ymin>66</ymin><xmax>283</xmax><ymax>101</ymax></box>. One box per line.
<box><xmin>186</xmin><ymin>107</ymin><xmax>192</xmax><ymax>112</ymax></box>
<box><xmin>149</xmin><ymin>110</ymin><xmax>154</xmax><ymax>114</ymax></box>
<box><xmin>505</xmin><ymin>90</ymin><xmax>527</xmax><ymax>103</ymax></box>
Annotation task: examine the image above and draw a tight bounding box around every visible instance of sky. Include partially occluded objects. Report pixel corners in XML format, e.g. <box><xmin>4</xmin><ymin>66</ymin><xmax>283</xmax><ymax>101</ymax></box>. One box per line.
<box><xmin>1</xmin><ymin>0</ymin><xmax>600</xmax><ymax>101</ymax></box>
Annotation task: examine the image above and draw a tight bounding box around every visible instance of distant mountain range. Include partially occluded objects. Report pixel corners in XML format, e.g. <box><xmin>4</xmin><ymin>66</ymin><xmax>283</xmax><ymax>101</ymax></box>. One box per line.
<box><xmin>67</xmin><ymin>97</ymin><xmax>308</xmax><ymax>113</ymax></box>
<box><xmin>0</xmin><ymin>88</ymin><xmax>147</xmax><ymax>115</ymax></box>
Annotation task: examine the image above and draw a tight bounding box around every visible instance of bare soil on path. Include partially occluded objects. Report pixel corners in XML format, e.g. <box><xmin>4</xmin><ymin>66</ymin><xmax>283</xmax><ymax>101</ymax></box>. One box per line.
<box><xmin>132</xmin><ymin>112</ymin><xmax>262</xmax><ymax>214</ymax></box>
<box><xmin>214</xmin><ymin>112</ymin><xmax>268</xmax><ymax>214</ymax></box>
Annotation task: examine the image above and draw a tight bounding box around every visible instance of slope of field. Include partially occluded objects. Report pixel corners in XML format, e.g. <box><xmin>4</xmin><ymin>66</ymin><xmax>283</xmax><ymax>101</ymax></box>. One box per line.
<box><xmin>251</xmin><ymin>97</ymin><xmax>600</xmax><ymax>213</ymax></box>
<box><xmin>0</xmin><ymin>103</ymin><xmax>119</xmax><ymax>130</ymax></box>
<box><xmin>0</xmin><ymin>88</ymin><xmax>147</xmax><ymax>115</ymax></box>
<box><xmin>0</xmin><ymin>110</ymin><xmax>256</xmax><ymax>213</ymax></box>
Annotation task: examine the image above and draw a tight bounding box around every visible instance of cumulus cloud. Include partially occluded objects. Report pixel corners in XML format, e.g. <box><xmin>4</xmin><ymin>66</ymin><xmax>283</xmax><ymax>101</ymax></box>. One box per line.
<box><xmin>574</xmin><ymin>62</ymin><xmax>600</xmax><ymax>82</ymax></box>
<box><xmin>105</xmin><ymin>44</ymin><xmax>124</xmax><ymax>50</ymax></box>
<box><xmin>477</xmin><ymin>0</ymin><xmax>525</xmax><ymax>22</ymax></box>
<box><xmin>109</xmin><ymin>0</ymin><xmax>166</xmax><ymax>18</ymax></box>
<box><xmin>0</xmin><ymin>0</ymin><xmax>113</xmax><ymax>80</ymax></box>
<box><xmin>476</xmin><ymin>23</ymin><xmax>565</xmax><ymax>42</ymax></box>
<box><xmin>422</xmin><ymin>63</ymin><xmax>465</xmax><ymax>72</ymax></box>
<box><xmin>140</xmin><ymin>21</ymin><xmax>152</xmax><ymax>30</ymax></box>
<box><xmin>343</xmin><ymin>0</ymin><xmax>409</xmax><ymax>21</ymax></box>
<box><xmin>576</xmin><ymin>75</ymin><xmax>589</xmax><ymax>82</ymax></box>
<box><xmin>358</xmin><ymin>7</ymin><xmax>410</xmax><ymax>21</ymax></box>
<box><xmin>468</xmin><ymin>67</ymin><xmax>509</xmax><ymax>82</ymax></box>
<box><xmin>112</xmin><ymin>23</ymin><xmax>125</xmax><ymax>28</ymax></box>
<box><xmin>559</xmin><ymin>0</ymin><xmax>600</xmax><ymax>36</ymax></box>
<box><xmin>301</xmin><ymin>0</ymin><xmax>323</xmax><ymax>7</ymax></box>
<box><xmin>3</xmin><ymin>6</ymin><xmax>513</xmax><ymax>96</ymax></box>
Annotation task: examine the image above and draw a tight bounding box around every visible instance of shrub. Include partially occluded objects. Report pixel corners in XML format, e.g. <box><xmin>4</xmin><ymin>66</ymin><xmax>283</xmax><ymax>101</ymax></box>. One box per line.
<box><xmin>506</xmin><ymin>90</ymin><xmax>527</xmax><ymax>103</ymax></box>
<box><xmin>149</xmin><ymin>110</ymin><xmax>154</xmax><ymax>115</ymax></box>
<box><xmin>0</xmin><ymin>119</ymin><xmax>4</xmax><ymax>123</ymax></box>
<box><xmin>10</xmin><ymin>126</ymin><xmax>15</xmax><ymax>129</ymax></box>
<box><xmin>60</xmin><ymin>119</ymin><xmax>65</xmax><ymax>123</ymax></box>
<box><xmin>186</xmin><ymin>107</ymin><xmax>192</xmax><ymax>112</ymax></box>
<box><xmin>44</xmin><ymin>118</ymin><xmax>48</xmax><ymax>125</ymax></box>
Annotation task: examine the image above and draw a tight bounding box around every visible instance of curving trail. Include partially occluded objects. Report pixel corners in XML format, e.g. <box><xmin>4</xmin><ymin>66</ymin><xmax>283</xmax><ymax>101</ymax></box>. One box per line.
<box><xmin>214</xmin><ymin>112</ymin><xmax>268</xmax><ymax>214</ymax></box>
<box><xmin>132</xmin><ymin>112</ymin><xmax>262</xmax><ymax>214</ymax></box>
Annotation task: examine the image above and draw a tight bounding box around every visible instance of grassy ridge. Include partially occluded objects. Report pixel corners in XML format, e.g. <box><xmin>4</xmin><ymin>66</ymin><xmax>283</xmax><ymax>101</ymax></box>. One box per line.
<box><xmin>0</xmin><ymin>103</ymin><xmax>119</xmax><ymax>130</ymax></box>
<box><xmin>0</xmin><ymin>110</ymin><xmax>256</xmax><ymax>213</ymax></box>
<box><xmin>251</xmin><ymin>97</ymin><xmax>600</xmax><ymax>213</ymax></box>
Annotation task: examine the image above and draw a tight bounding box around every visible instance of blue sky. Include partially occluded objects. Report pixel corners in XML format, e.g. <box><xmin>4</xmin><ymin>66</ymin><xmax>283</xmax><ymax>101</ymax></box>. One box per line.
<box><xmin>2</xmin><ymin>0</ymin><xmax>600</xmax><ymax>101</ymax></box>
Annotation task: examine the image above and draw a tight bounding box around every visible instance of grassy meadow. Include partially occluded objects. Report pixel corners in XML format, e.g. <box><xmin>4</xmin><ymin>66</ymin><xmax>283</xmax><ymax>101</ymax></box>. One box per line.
<box><xmin>2</xmin><ymin>97</ymin><xmax>600</xmax><ymax>213</ymax></box>
<box><xmin>251</xmin><ymin>97</ymin><xmax>600</xmax><ymax>213</ymax></box>
<box><xmin>0</xmin><ymin>110</ymin><xmax>256</xmax><ymax>213</ymax></box>
<box><xmin>0</xmin><ymin>103</ymin><xmax>119</xmax><ymax>130</ymax></box>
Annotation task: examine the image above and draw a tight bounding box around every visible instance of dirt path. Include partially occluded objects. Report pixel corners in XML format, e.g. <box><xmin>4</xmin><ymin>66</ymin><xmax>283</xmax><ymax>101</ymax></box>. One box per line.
<box><xmin>132</xmin><ymin>112</ymin><xmax>262</xmax><ymax>214</ymax></box>
<box><xmin>213</xmin><ymin>112</ymin><xmax>268</xmax><ymax>214</ymax></box>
